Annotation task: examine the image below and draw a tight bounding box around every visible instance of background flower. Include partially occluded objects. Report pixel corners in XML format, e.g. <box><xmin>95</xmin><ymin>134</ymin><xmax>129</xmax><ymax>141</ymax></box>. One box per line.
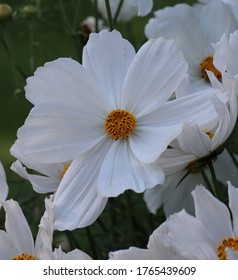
<box><xmin>160</xmin><ymin>183</ymin><xmax>238</xmax><ymax>259</ymax></box>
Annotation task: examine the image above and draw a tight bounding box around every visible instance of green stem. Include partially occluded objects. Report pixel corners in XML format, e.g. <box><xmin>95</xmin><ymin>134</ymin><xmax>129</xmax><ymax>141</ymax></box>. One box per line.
<box><xmin>105</xmin><ymin>0</ymin><xmax>114</xmax><ymax>31</ymax></box>
<box><xmin>207</xmin><ymin>160</ymin><xmax>221</xmax><ymax>199</ymax></box>
<box><xmin>124</xmin><ymin>192</ymin><xmax>139</xmax><ymax>245</ymax></box>
<box><xmin>73</xmin><ymin>0</ymin><xmax>81</xmax><ymax>31</ymax></box>
<box><xmin>28</xmin><ymin>19</ymin><xmax>36</xmax><ymax>73</ymax></box>
<box><xmin>113</xmin><ymin>0</ymin><xmax>124</xmax><ymax>26</ymax></box>
<box><xmin>0</xmin><ymin>24</ymin><xmax>22</xmax><ymax>90</ymax></box>
<box><xmin>94</xmin><ymin>0</ymin><xmax>99</xmax><ymax>33</ymax></box>
<box><xmin>58</xmin><ymin>0</ymin><xmax>72</xmax><ymax>32</ymax></box>
<box><xmin>201</xmin><ymin>168</ymin><xmax>215</xmax><ymax>196</ymax></box>
<box><xmin>85</xmin><ymin>227</ymin><xmax>99</xmax><ymax>259</ymax></box>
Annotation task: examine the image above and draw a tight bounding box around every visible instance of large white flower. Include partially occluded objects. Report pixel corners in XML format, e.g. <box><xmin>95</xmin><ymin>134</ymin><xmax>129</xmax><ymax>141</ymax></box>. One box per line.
<box><xmin>162</xmin><ymin>183</ymin><xmax>238</xmax><ymax>259</ymax></box>
<box><xmin>144</xmin><ymin>74</ymin><xmax>238</xmax><ymax>216</ymax></box>
<box><xmin>97</xmin><ymin>0</ymin><xmax>153</xmax><ymax>22</ymax></box>
<box><xmin>0</xmin><ymin>161</ymin><xmax>8</xmax><ymax>206</ymax></box>
<box><xmin>145</xmin><ymin>2</ymin><xmax>237</xmax><ymax>90</ymax></box>
<box><xmin>16</xmin><ymin>30</ymin><xmax>220</xmax><ymax>229</ymax></box>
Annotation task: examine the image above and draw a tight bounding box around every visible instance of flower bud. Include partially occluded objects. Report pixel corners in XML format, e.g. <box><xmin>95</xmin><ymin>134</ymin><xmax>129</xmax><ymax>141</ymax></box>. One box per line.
<box><xmin>21</xmin><ymin>5</ymin><xmax>37</xmax><ymax>18</ymax></box>
<box><xmin>0</xmin><ymin>4</ymin><xmax>13</xmax><ymax>23</ymax></box>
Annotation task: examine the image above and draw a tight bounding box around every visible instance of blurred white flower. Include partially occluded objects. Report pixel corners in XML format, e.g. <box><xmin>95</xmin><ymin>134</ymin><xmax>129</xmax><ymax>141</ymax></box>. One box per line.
<box><xmin>80</xmin><ymin>16</ymin><xmax>105</xmax><ymax>34</ymax></box>
<box><xmin>16</xmin><ymin>30</ymin><xmax>220</xmax><ymax>230</ymax></box>
<box><xmin>144</xmin><ymin>75</ymin><xmax>238</xmax><ymax>216</ymax></box>
<box><xmin>0</xmin><ymin>161</ymin><xmax>8</xmax><ymax>207</ymax></box>
<box><xmin>145</xmin><ymin>2</ymin><xmax>237</xmax><ymax>90</ymax></box>
<box><xmin>161</xmin><ymin>183</ymin><xmax>238</xmax><ymax>259</ymax></box>
<box><xmin>97</xmin><ymin>0</ymin><xmax>153</xmax><ymax>22</ymax></box>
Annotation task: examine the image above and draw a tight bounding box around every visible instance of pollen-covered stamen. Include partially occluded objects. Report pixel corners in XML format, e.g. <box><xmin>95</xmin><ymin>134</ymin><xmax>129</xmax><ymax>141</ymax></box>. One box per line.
<box><xmin>13</xmin><ymin>253</ymin><xmax>36</xmax><ymax>260</ymax></box>
<box><xmin>206</xmin><ymin>131</ymin><xmax>214</xmax><ymax>139</ymax></box>
<box><xmin>104</xmin><ymin>109</ymin><xmax>137</xmax><ymax>140</ymax></box>
<box><xmin>60</xmin><ymin>162</ymin><xmax>71</xmax><ymax>179</ymax></box>
<box><xmin>200</xmin><ymin>56</ymin><xmax>221</xmax><ymax>81</ymax></box>
<box><xmin>217</xmin><ymin>236</ymin><xmax>238</xmax><ymax>260</ymax></box>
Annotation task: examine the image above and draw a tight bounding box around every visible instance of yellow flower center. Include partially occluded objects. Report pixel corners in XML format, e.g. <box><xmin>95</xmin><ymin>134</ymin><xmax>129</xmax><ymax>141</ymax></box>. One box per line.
<box><xmin>217</xmin><ymin>236</ymin><xmax>238</xmax><ymax>260</ymax></box>
<box><xmin>104</xmin><ymin>109</ymin><xmax>137</xmax><ymax>140</ymax></box>
<box><xmin>60</xmin><ymin>162</ymin><xmax>71</xmax><ymax>178</ymax></box>
<box><xmin>13</xmin><ymin>253</ymin><xmax>36</xmax><ymax>260</ymax></box>
<box><xmin>200</xmin><ymin>56</ymin><xmax>221</xmax><ymax>81</ymax></box>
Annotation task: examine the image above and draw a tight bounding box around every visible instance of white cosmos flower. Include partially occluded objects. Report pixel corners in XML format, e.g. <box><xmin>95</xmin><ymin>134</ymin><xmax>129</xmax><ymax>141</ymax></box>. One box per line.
<box><xmin>16</xmin><ymin>30</ymin><xmax>220</xmax><ymax>230</ymax></box>
<box><xmin>0</xmin><ymin>199</ymin><xmax>46</xmax><ymax>259</ymax></box>
<box><xmin>144</xmin><ymin>74</ymin><xmax>238</xmax><ymax>216</ymax></box>
<box><xmin>0</xmin><ymin>197</ymin><xmax>91</xmax><ymax>260</ymax></box>
<box><xmin>109</xmin><ymin>223</ymin><xmax>184</xmax><ymax>260</ymax></box>
<box><xmin>144</xmin><ymin>149</ymin><xmax>238</xmax><ymax>216</ymax></box>
<box><xmin>162</xmin><ymin>183</ymin><xmax>238</xmax><ymax>259</ymax></box>
<box><xmin>145</xmin><ymin>2</ymin><xmax>237</xmax><ymax>90</ymax></box>
<box><xmin>80</xmin><ymin>16</ymin><xmax>105</xmax><ymax>34</ymax></box>
<box><xmin>97</xmin><ymin>0</ymin><xmax>153</xmax><ymax>22</ymax></box>
<box><xmin>0</xmin><ymin>161</ymin><xmax>8</xmax><ymax>207</ymax></box>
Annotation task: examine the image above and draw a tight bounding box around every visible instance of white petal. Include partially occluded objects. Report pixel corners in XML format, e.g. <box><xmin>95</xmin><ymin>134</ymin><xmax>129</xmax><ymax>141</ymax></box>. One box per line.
<box><xmin>129</xmin><ymin>125</ymin><xmax>183</xmax><ymax>163</ymax></box>
<box><xmin>199</xmin><ymin>1</ymin><xmax>237</xmax><ymax>45</ymax></box>
<box><xmin>0</xmin><ymin>231</ymin><xmax>18</xmax><ymax>259</ymax></box>
<box><xmin>35</xmin><ymin>196</ymin><xmax>54</xmax><ymax>254</ymax></box>
<box><xmin>145</xmin><ymin>4</ymin><xmax>207</xmax><ymax>65</ymax></box>
<box><xmin>11</xmin><ymin>160</ymin><xmax>59</xmax><ymax>194</ymax></box>
<box><xmin>162</xmin><ymin>171</ymin><xmax>207</xmax><ymax>217</ymax></box>
<box><xmin>148</xmin><ymin>223</ymin><xmax>184</xmax><ymax>259</ymax></box>
<box><xmin>3</xmin><ymin>200</ymin><xmax>34</xmax><ymax>255</ymax></box>
<box><xmin>98</xmin><ymin>140</ymin><xmax>164</xmax><ymax>197</ymax></box>
<box><xmin>139</xmin><ymin>88</ymin><xmax>219</xmax><ymax>130</ymax></box>
<box><xmin>192</xmin><ymin>186</ymin><xmax>233</xmax><ymax>244</ymax></box>
<box><xmin>53</xmin><ymin>141</ymin><xmax>111</xmax><ymax>230</ymax></box>
<box><xmin>17</xmin><ymin>102</ymin><xmax>106</xmax><ymax>163</ymax></box>
<box><xmin>10</xmin><ymin>140</ymin><xmax>64</xmax><ymax>178</ymax></box>
<box><xmin>213</xmin><ymin>34</ymin><xmax>236</xmax><ymax>75</ymax></box>
<box><xmin>177</xmin><ymin>122</ymin><xmax>212</xmax><ymax>158</ymax></box>
<box><xmin>0</xmin><ymin>162</ymin><xmax>8</xmax><ymax>203</ymax></box>
<box><xmin>121</xmin><ymin>37</ymin><xmax>188</xmax><ymax>116</ymax></box>
<box><xmin>52</xmin><ymin>247</ymin><xmax>92</xmax><ymax>260</ymax></box>
<box><xmin>130</xmin><ymin>0</ymin><xmax>153</xmax><ymax>16</ymax></box>
<box><xmin>165</xmin><ymin>210</ymin><xmax>215</xmax><ymax>258</ymax></box>
<box><xmin>25</xmin><ymin>57</ymin><xmax>110</xmax><ymax>111</ymax></box>
<box><xmin>83</xmin><ymin>30</ymin><xmax>135</xmax><ymax>108</ymax></box>
<box><xmin>143</xmin><ymin>184</ymin><xmax>163</xmax><ymax>215</ymax></box>
<box><xmin>210</xmin><ymin>95</ymin><xmax>231</xmax><ymax>150</ymax></box>
<box><xmin>158</xmin><ymin>147</ymin><xmax>195</xmax><ymax>175</ymax></box>
<box><xmin>214</xmin><ymin>150</ymin><xmax>238</xmax><ymax>186</ymax></box>
<box><xmin>228</xmin><ymin>181</ymin><xmax>238</xmax><ymax>235</ymax></box>
<box><xmin>109</xmin><ymin>247</ymin><xmax>151</xmax><ymax>260</ymax></box>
